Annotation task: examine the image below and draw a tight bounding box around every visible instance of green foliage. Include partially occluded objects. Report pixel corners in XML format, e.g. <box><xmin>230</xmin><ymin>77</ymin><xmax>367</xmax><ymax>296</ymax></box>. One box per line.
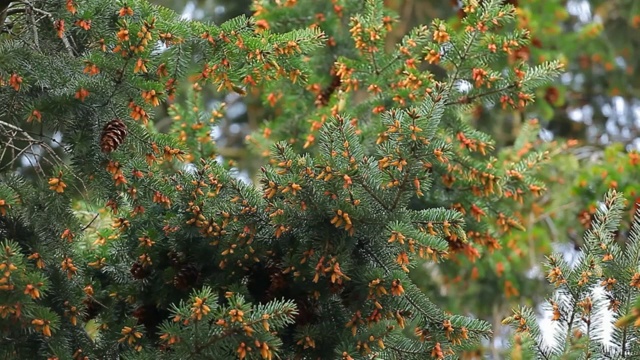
<box><xmin>416</xmin><ymin>120</ymin><xmax>561</xmax><ymax>320</ymax></box>
<box><xmin>0</xmin><ymin>0</ymin><xmax>566</xmax><ymax>359</ymax></box>
<box><xmin>248</xmin><ymin>0</ymin><xmax>567</xmax><ymax>336</ymax></box>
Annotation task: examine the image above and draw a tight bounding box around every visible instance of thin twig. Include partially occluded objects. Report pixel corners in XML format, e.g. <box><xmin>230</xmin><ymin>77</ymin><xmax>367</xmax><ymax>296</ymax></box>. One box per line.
<box><xmin>0</xmin><ymin>120</ymin><xmax>89</xmax><ymax>195</ymax></box>
<box><xmin>390</xmin><ymin>170</ymin><xmax>410</xmax><ymax>211</ymax></box>
<box><xmin>5</xmin><ymin>7</ymin><xmax>26</xmax><ymax>17</ymax></box>
<box><xmin>444</xmin><ymin>84</ymin><xmax>517</xmax><ymax>106</ymax></box>
<box><xmin>0</xmin><ymin>119</ymin><xmax>30</xmax><ymax>134</ymax></box>
<box><xmin>0</xmin><ymin>122</ymin><xmax>61</xmax><ymax>167</ymax></box>
<box><xmin>25</xmin><ymin>5</ymin><xmax>39</xmax><ymax>51</ymax></box>
<box><xmin>0</xmin><ymin>128</ymin><xmax>16</xmax><ymax>163</ymax></box>
<box><xmin>81</xmin><ymin>213</ymin><xmax>100</xmax><ymax>232</ymax></box>
<box><xmin>22</xmin><ymin>147</ymin><xmax>44</xmax><ymax>181</ymax></box>
<box><xmin>0</xmin><ymin>142</ymin><xmax>32</xmax><ymax>171</ymax></box>
<box><xmin>377</xmin><ymin>55</ymin><xmax>402</xmax><ymax>74</ymax></box>
<box><xmin>20</xmin><ymin>1</ymin><xmax>75</xmax><ymax>56</ymax></box>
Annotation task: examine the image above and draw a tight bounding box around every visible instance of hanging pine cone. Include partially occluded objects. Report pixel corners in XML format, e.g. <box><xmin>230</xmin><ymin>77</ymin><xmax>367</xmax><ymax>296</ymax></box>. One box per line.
<box><xmin>100</xmin><ymin>119</ymin><xmax>127</xmax><ymax>153</ymax></box>
<box><xmin>267</xmin><ymin>271</ymin><xmax>287</xmax><ymax>296</ymax></box>
<box><xmin>166</xmin><ymin>250</ymin><xmax>186</xmax><ymax>268</ymax></box>
<box><xmin>130</xmin><ymin>261</ymin><xmax>149</xmax><ymax>279</ymax></box>
<box><xmin>314</xmin><ymin>72</ymin><xmax>341</xmax><ymax>107</ymax></box>
<box><xmin>132</xmin><ymin>304</ymin><xmax>162</xmax><ymax>333</ymax></box>
<box><xmin>82</xmin><ymin>297</ymin><xmax>99</xmax><ymax>322</ymax></box>
<box><xmin>172</xmin><ymin>264</ymin><xmax>199</xmax><ymax>290</ymax></box>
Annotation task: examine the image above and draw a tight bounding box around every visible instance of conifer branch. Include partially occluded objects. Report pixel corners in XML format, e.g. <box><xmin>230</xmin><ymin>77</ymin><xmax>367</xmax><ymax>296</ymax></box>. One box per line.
<box><xmin>387</xmin><ymin>344</ymin><xmax>427</xmax><ymax>355</ymax></box>
<box><xmin>355</xmin><ymin>177</ymin><xmax>391</xmax><ymax>211</ymax></box>
<box><xmin>446</xmin><ymin>31</ymin><xmax>479</xmax><ymax>94</ymax></box>
<box><xmin>537</xmin><ymin>342</ymin><xmax>551</xmax><ymax>360</ymax></box>
<box><xmin>0</xmin><ymin>0</ymin><xmax>568</xmax><ymax>357</ymax></box>
<box><xmin>0</xmin><ymin>142</ymin><xmax>39</xmax><ymax>173</ymax></box>
<box><xmin>191</xmin><ymin>307</ymin><xmax>294</xmax><ymax>355</ymax></box>
<box><xmin>370</xmin><ymin>51</ymin><xmax>380</xmax><ymax>75</ymax></box>
<box><xmin>621</xmin><ymin>279</ymin><xmax>634</xmax><ymax>356</ymax></box>
<box><xmin>365</xmin><ymin>245</ymin><xmax>391</xmax><ymax>273</ymax></box>
<box><xmin>390</xmin><ymin>170</ymin><xmax>410</xmax><ymax>211</ymax></box>
<box><xmin>444</xmin><ymin>84</ymin><xmax>518</xmax><ymax>106</ymax></box>
<box><xmin>378</xmin><ymin>55</ymin><xmax>402</xmax><ymax>75</ymax></box>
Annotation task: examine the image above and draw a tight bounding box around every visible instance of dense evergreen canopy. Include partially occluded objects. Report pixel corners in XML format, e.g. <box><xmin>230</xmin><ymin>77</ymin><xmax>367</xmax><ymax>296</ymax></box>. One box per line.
<box><xmin>1</xmin><ymin>0</ymin><xmax>640</xmax><ymax>359</ymax></box>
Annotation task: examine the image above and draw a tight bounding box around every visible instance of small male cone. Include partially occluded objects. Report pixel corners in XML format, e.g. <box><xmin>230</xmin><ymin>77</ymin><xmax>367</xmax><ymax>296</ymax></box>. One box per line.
<box><xmin>100</xmin><ymin>119</ymin><xmax>127</xmax><ymax>153</ymax></box>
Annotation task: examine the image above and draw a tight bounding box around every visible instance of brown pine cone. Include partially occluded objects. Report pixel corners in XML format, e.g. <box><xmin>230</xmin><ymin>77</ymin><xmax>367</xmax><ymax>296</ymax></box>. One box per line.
<box><xmin>130</xmin><ymin>261</ymin><xmax>149</xmax><ymax>279</ymax></box>
<box><xmin>172</xmin><ymin>264</ymin><xmax>199</xmax><ymax>290</ymax></box>
<box><xmin>166</xmin><ymin>250</ymin><xmax>186</xmax><ymax>267</ymax></box>
<box><xmin>100</xmin><ymin>119</ymin><xmax>128</xmax><ymax>153</ymax></box>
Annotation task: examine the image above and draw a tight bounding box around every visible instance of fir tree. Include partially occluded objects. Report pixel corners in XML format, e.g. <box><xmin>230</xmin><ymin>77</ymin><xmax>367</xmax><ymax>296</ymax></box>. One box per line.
<box><xmin>0</xmin><ymin>0</ymin><xmax>561</xmax><ymax>359</ymax></box>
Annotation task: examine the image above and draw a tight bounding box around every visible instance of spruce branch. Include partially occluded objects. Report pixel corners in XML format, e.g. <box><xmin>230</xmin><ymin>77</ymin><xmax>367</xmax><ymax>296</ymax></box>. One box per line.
<box><xmin>387</xmin><ymin>343</ymin><xmax>428</xmax><ymax>356</ymax></box>
<box><xmin>444</xmin><ymin>84</ymin><xmax>518</xmax><ymax>106</ymax></box>
<box><xmin>0</xmin><ymin>142</ymin><xmax>43</xmax><ymax>176</ymax></box>
<box><xmin>3</xmin><ymin>6</ymin><xmax>21</xmax><ymax>16</ymax></box>
<box><xmin>445</xmin><ymin>31</ymin><xmax>479</xmax><ymax>94</ymax></box>
<box><xmin>354</xmin><ymin>177</ymin><xmax>391</xmax><ymax>211</ymax></box>
<box><xmin>377</xmin><ymin>54</ymin><xmax>402</xmax><ymax>75</ymax></box>
<box><xmin>390</xmin><ymin>169</ymin><xmax>410</xmax><ymax>211</ymax></box>
<box><xmin>191</xmin><ymin>306</ymin><xmax>295</xmax><ymax>355</ymax></box>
